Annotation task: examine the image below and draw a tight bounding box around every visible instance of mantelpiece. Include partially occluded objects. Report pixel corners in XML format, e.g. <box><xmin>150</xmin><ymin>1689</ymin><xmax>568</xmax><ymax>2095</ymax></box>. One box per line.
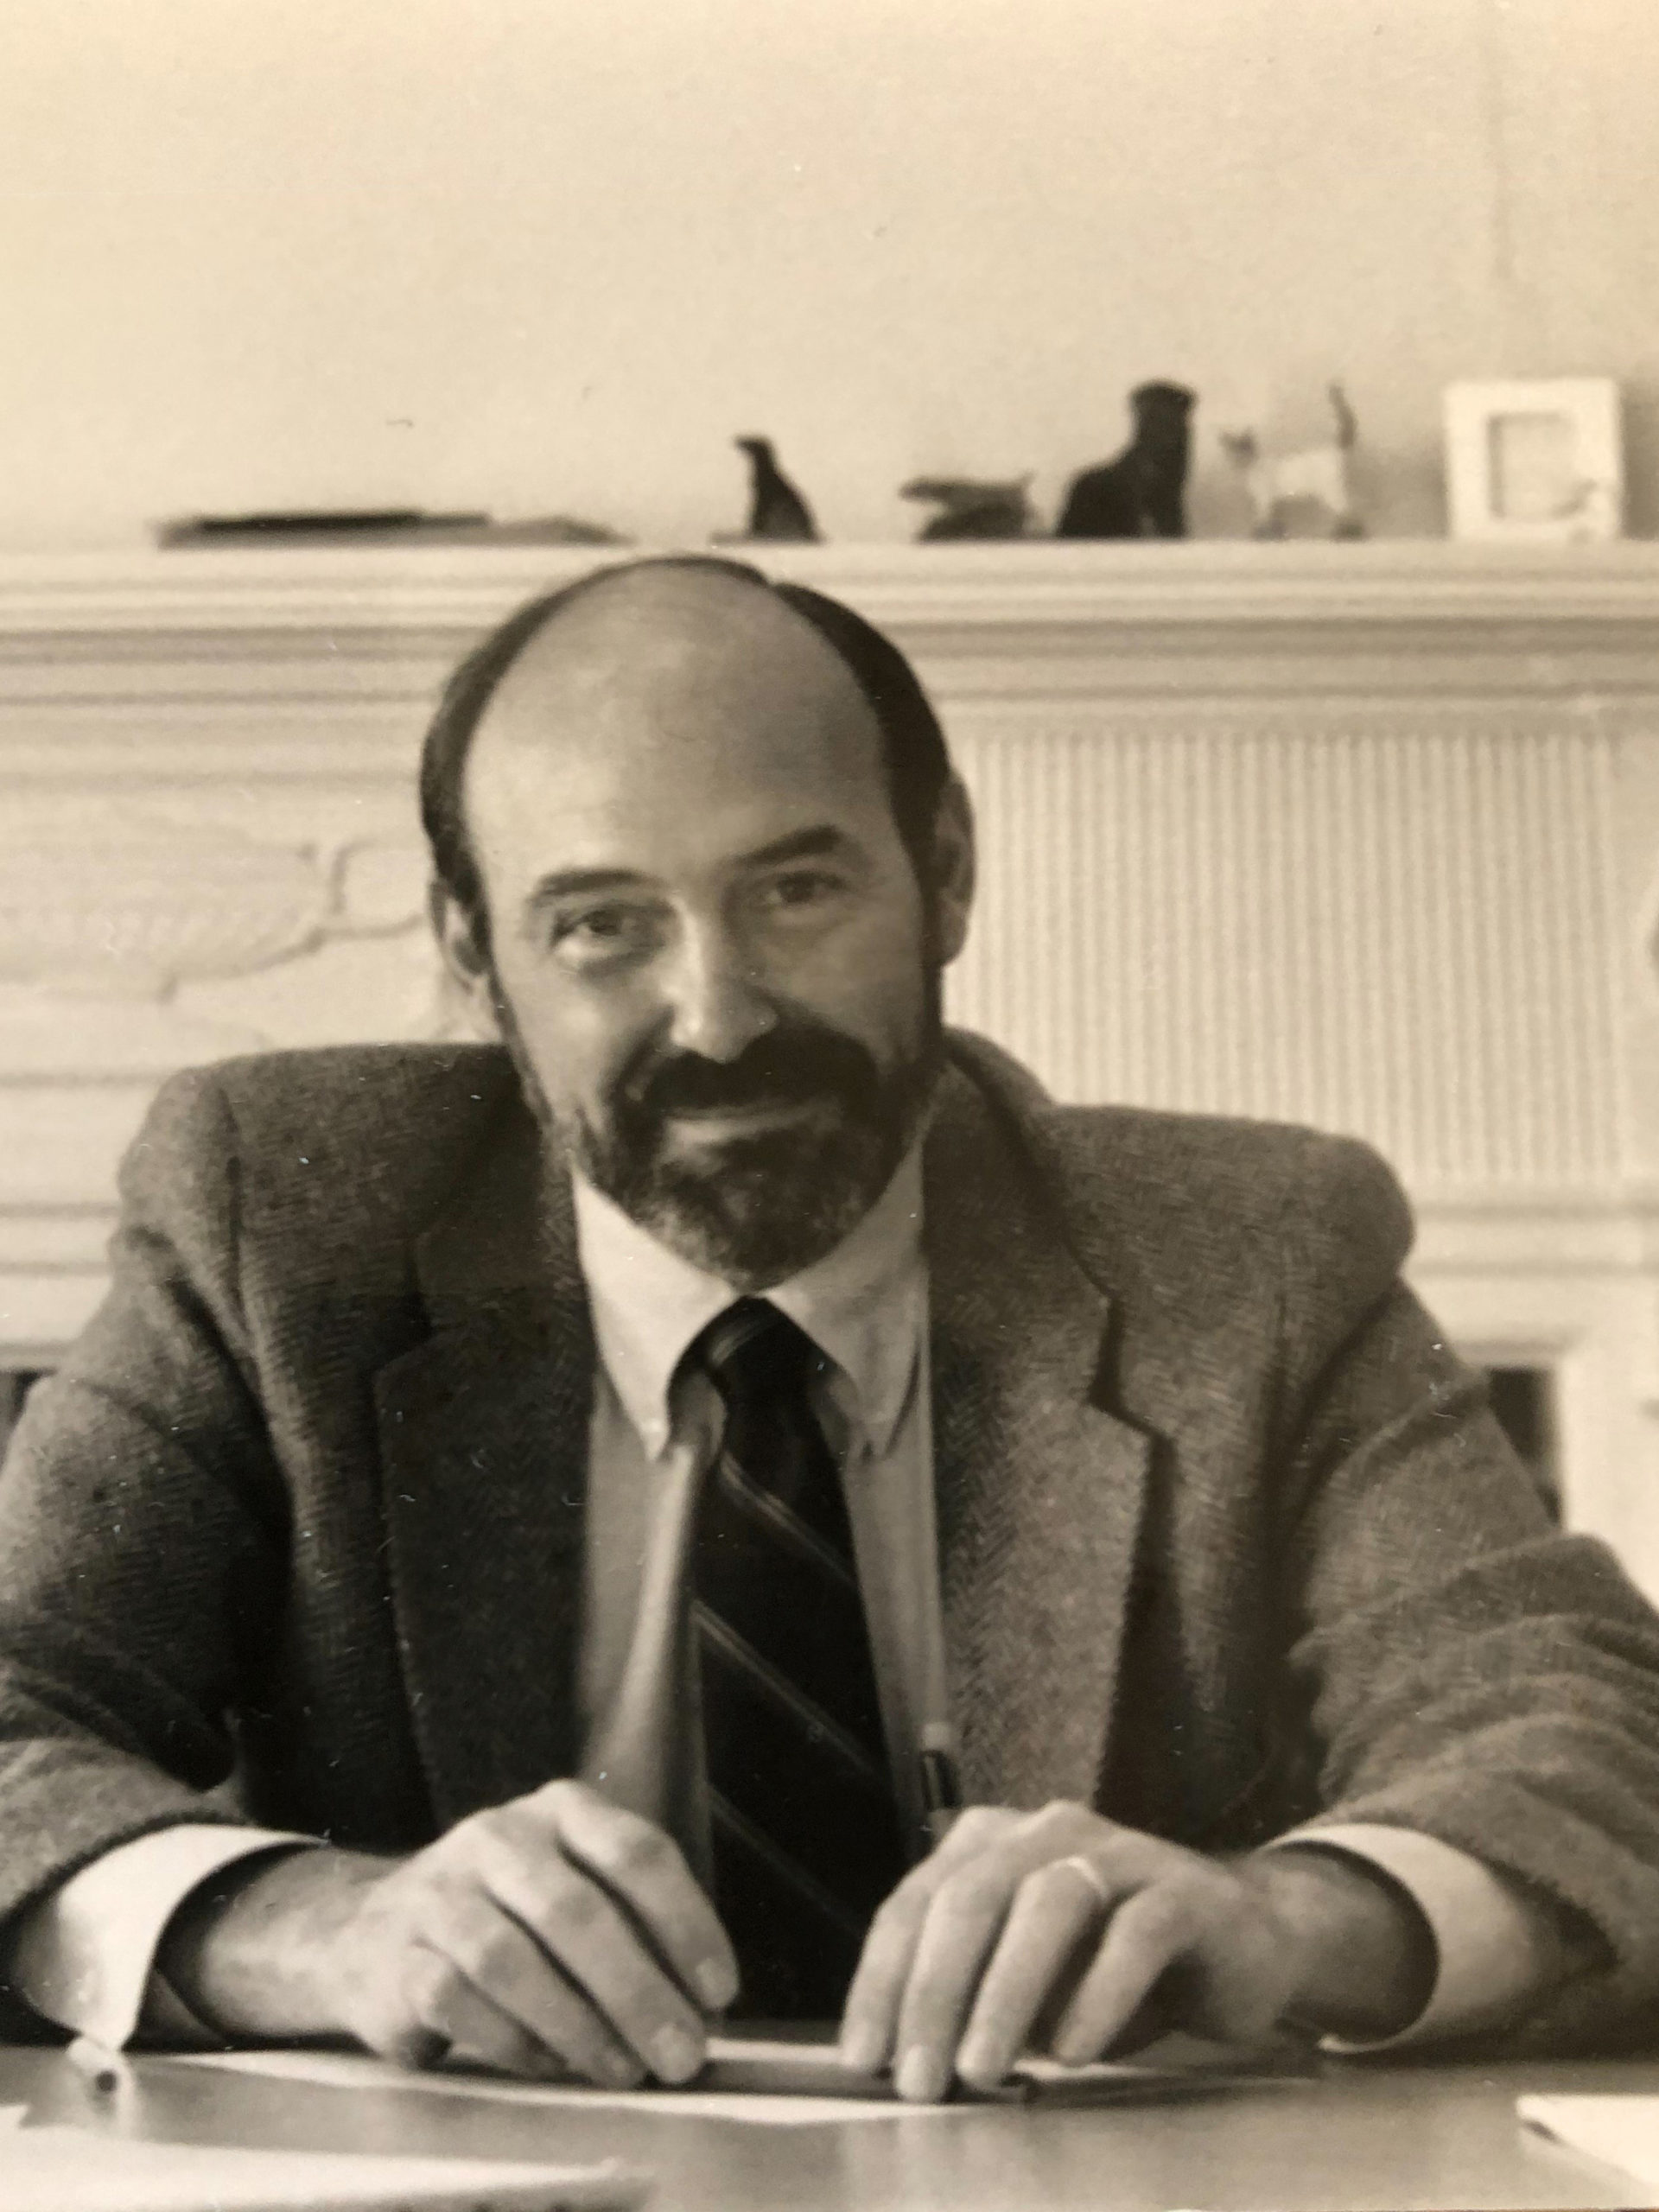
<box><xmin>3</xmin><ymin>541</ymin><xmax>1658</xmax><ymax>1592</ymax></box>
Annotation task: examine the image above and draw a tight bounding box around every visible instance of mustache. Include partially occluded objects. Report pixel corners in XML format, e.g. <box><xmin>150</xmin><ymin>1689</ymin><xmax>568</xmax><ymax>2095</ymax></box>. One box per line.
<box><xmin>618</xmin><ymin>1023</ymin><xmax>881</xmax><ymax>1122</ymax></box>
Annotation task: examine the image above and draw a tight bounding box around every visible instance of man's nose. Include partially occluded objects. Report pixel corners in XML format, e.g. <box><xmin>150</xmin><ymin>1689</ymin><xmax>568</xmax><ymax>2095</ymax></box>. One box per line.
<box><xmin>661</xmin><ymin>923</ymin><xmax>776</xmax><ymax>1063</ymax></box>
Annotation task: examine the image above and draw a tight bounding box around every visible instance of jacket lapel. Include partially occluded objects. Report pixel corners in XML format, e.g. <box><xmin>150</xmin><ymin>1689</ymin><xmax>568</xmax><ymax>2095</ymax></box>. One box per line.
<box><xmin>373</xmin><ymin>1099</ymin><xmax>594</xmax><ymax>1828</ymax></box>
<box><xmin>925</xmin><ymin>1069</ymin><xmax>1151</xmax><ymax>1813</ymax></box>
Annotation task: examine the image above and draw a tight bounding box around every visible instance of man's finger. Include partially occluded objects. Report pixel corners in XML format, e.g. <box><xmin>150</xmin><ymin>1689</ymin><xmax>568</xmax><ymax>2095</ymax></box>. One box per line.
<box><xmin>472</xmin><ymin>1825</ymin><xmax>709</xmax><ymax>2082</ymax></box>
<box><xmin>837</xmin><ymin>1866</ymin><xmax>944</xmax><ymax>2071</ymax></box>
<box><xmin>890</xmin><ymin>1865</ymin><xmax>1026</xmax><ymax>2101</ymax></box>
<box><xmin>1051</xmin><ymin>1885</ymin><xmax>1194</xmax><ymax>2063</ymax></box>
<box><xmin>838</xmin><ymin>1810</ymin><xmax>1016</xmax><ymax>2072</ymax></box>
<box><xmin>955</xmin><ymin>1859</ymin><xmax>1109</xmax><ymax>2089</ymax></box>
<box><xmin>542</xmin><ymin>1784</ymin><xmax>738</xmax><ymax>2012</ymax></box>
<box><xmin>881</xmin><ymin>1808</ymin><xmax>1111</xmax><ymax>2098</ymax></box>
<box><xmin>409</xmin><ymin>1888</ymin><xmax>645</xmax><ymax>2087</ymax></box>
<box><xmin>387</xmin><ymin>1942</ymin><xmax>572</xmax><ymax>2082</ymax></box>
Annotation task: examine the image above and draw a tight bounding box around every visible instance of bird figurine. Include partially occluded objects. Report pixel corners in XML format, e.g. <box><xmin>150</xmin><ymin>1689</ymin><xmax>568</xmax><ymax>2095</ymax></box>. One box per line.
<box><xmin>1056</xmin><ymin>382</ymin><xmax>1196</xmax><ymax>539</ymax></box>
<box><xmin>900</xmin><ymin>474</ymin><xmax>1034</xmax><ymax>541</ymax></box>
<box><xmin>733</xmin><ymin>436</ymin><xmax>820</xmax><ymax>542</ymax></box>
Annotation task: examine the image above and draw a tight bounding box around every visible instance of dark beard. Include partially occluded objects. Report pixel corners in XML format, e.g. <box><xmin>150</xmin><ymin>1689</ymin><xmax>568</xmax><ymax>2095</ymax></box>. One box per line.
<box><xmin>497</xmin><ymin>991</ymin><xmax>943</xmax><ymax>1287</ymax></box>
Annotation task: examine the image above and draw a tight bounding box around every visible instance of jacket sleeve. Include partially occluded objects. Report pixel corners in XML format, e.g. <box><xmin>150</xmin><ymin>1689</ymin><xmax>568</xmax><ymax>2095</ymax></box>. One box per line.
<box><xmin>1273</xmin><ymin>1135</ymin><xmax>1659</xmax><ymax>2053</ymax></box>
<box><xmin>0</xmin><ymin>1067</ymin><xmax>289</xmax><ymax>2025</ymax></box>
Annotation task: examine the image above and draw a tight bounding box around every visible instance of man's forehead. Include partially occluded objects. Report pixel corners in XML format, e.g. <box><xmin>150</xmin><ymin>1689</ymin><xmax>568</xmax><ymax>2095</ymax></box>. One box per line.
<box><xmin>478</xmin><ymin>564</ymin><xmax>873</xmax><ymax>744</ymax></box>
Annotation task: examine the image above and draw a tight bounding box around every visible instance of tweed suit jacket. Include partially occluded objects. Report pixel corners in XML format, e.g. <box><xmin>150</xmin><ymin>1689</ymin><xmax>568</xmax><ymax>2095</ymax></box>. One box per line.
<box><xmin>3</xmin><ymin>1031</ymin><xmax>1659</xmax><ymax>2050</ymax></box>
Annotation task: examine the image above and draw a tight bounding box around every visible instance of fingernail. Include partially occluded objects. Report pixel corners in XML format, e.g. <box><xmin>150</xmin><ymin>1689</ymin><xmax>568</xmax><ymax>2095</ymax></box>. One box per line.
<box><xmin>895</xmin><ymin>2045</ymin><xmax>944</xmax><ymax>2102</ymax></box>
<box><xmin>596</xmin><ymin>2048</ymin><xmax>642</xmax><ymax>2088</ymax></box>
<box><xmin>956</xmin><ymin>2035</ymin><xmax>997</xmax><ymax>2087</ymax></box>
<box><xmin>651</xmin><ymin>2024</ymin><xmax>703</xmax><ymax>2083</ymax></box>
<box><xmin>839</xmin><ymin>2024</ymin><xmax>883</xmax><ymax>2072</ymax></box>
<box><xmin>694</xmin><ymin>1955</ymin><xmax>738</xmax><ymax>2010</ymax></box>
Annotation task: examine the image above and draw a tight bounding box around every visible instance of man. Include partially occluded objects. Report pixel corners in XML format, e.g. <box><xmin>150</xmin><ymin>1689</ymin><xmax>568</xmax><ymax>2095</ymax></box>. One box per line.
<box><xmin>3</xmin><ymin>556</ymin><xmax>1659</xmax><ymax>2101</ymax></box>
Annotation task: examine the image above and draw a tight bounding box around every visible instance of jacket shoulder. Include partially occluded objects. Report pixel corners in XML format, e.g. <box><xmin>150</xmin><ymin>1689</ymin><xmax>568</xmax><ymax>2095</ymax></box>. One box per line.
<box><xmin>206</xmin><ymin>1041</ymin><xmax>516</xmax><ymax>1160</ymax></box>
<box><xmin>944</xmin><ymin>1029</ymin><xmax>1413</xmax><ymax>1318</ymax></box>
<box><xmin>124</xmin><ymin>1042</ymin><xmax>524</xmax><ymax>1256</ymax></box>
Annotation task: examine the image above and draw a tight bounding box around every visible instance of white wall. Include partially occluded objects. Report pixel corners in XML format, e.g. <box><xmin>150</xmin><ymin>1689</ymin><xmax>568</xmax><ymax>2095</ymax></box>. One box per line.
<box><xmin>2</xmin><ymin>0</ymin><xmax>1656</xmax><ymax>549</ymax></box>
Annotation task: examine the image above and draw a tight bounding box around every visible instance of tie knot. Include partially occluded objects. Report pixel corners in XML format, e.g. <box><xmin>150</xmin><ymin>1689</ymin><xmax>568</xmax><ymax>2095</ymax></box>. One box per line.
<box><xmin>694</xmin><ymin>1298</ymin><xmax>823</xmax><ymax>1407</ymax></box>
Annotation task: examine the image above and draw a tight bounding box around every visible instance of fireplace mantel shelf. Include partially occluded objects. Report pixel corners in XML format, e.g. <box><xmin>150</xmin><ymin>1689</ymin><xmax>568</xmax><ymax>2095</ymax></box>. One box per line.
<box><xmin>0</xmin><ymin>541</ymin><xmax>1656</xmax><ymax>702</ymax></box>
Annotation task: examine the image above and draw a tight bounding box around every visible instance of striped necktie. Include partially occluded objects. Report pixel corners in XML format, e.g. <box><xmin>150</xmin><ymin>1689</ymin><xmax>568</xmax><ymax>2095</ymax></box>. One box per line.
<box><xmin>690</xmin><ymin>1297</ymin><xmax>908</xmax><ymax>2019</ymax></box>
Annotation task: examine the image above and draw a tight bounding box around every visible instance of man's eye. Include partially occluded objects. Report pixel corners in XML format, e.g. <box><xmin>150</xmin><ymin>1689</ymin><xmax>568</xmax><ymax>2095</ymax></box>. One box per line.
<box><xmin>550</xmin><ymin>906</ymin><xmax>658</xmax><ymax>965</ymax></box>
<box><xmin>760</xmin><ymin>871</ymin><xmax>844</xmax><ymax>912</ymax></box>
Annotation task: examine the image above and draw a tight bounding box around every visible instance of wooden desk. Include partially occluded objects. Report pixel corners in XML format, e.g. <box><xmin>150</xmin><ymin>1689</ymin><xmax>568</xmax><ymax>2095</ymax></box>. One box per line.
<box><xmin>5</xmin><ymin>2044</ymin><xmax>1658</xmax><ymax>2210</ymax></box>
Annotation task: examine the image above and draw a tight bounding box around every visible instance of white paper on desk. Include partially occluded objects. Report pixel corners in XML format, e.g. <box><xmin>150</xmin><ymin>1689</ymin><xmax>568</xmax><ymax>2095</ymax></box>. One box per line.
<box><xmin>1516</xmin><ymin>2093</ymin><xmax>1659</xmax><ymax>2189</ymax></box>
<box><xmin>0</xmin><ymin>2107</ymin><xmax>25</xmax><ymax>2130</ymax></box>
<box><xmin>166</xmin><ymin>2037</ymin><xmax>1287</xmax><ymax>2127</ymax></box>
<box><xmin>0</xmin><ymin>2126</ymin><xmax>648</xmax><ymax>2212</ymax></box>
<box><xmin>165</xmin><ymin>2045</ymin><xmax>920</xmax><ymax>2126</ymax></box>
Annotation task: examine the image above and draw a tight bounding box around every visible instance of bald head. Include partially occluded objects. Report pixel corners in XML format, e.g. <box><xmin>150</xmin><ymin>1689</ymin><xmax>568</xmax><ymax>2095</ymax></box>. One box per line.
<box><xmin>474</xmin><ymin>563</ymin><xmax>881</xmax><ymax>828</ymax></box>
<box><xmin>419</xmin><ymin>556</ymin><xmax>953</xmax><ymax>955</ymax></box>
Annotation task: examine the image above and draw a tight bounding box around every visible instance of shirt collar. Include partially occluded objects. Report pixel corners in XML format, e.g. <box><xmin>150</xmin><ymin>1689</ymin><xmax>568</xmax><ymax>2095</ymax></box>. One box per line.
<box><xmin>573</xmin><ymin>1150</ymin><xmax>926</xmax><ymax>1461</ymax></box>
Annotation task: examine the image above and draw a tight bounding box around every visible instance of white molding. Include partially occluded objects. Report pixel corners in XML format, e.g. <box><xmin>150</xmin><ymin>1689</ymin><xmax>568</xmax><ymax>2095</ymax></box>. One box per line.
<box><xmin>1409</xmin><ymin>1187</ymin><xmax>1659</xmax><ymax>1273</ymax></box>
<box><xmin>5</xmin><ymin>537</ymin><xmax>1659</xmax><ymax>626</ymax></box>
<box><xmin>2</xmin><ymin>541</ymin><xmax>1657</xmax><ymax>703</ymax></box>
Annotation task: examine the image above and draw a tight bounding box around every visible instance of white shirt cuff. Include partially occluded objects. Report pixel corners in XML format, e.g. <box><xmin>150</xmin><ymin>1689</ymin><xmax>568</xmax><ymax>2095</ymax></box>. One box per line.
<box><xmin>1268</xmin><ymin>1822</ymin><xmax>1560</xmax><ymax>2050</ymax></box>
<box><xmin>9</xmin><ymin>1825</ymin><xmax>315</xmax><ymax>2047</ymax></box>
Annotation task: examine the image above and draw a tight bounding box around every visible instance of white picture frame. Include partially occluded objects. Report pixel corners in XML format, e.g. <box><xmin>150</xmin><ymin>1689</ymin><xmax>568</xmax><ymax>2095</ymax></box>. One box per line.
<box><xmin>1444</xmin><ymin>378</ymin><xmax>1623</xmax><ymax>543</ymax></box>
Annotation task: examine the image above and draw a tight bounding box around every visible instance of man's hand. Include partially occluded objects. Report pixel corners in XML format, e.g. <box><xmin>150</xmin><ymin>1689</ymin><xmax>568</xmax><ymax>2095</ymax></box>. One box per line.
<box><xmin>158</xmin><ymin>1782</ymin><xmax>739</xmax><ymax>2087</ymax></box>
<box><xmin>837</xmin><ymin>1802</ymin><xmax>1436</xmax><ymax>2101</ymax></box>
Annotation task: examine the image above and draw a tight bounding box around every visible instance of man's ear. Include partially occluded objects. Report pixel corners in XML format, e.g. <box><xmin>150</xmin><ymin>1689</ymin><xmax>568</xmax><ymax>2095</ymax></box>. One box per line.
<box><xmin>928</xmin><ymin>775</ymin><xmax>976</xmax><ymax>967</ymax></box>
<box><xmin>429</xmin><ymin>881</ymin><xmax>500</xmax><ymax>1032</ymax></box>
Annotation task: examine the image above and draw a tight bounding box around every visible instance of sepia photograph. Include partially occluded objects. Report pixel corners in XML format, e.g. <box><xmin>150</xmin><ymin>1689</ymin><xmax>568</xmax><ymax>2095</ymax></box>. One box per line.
<box><xmin>2</xmin><ymin>3</ymin><xmax>1658</xmax><ymax>2207</ymax></box>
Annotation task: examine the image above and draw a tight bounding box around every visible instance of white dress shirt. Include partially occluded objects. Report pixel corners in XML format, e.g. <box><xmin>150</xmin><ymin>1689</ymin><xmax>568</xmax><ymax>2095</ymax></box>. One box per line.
<box><xmin>12</xmin><ymin>1150</ymin><xmax>1555</xmax><ymax>2050</ymax></box>
<box><xmin>572</xmin><ymin>1148</ymin><xmax>944</xmax><ymax>1866</ymax></box>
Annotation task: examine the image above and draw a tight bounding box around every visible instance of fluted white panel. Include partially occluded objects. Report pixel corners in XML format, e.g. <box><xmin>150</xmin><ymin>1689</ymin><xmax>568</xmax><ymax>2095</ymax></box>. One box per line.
<box><xmin>945</xmin><ymin>706</ymin><xmax>1620</xmax><ymax>1189</ymax></box>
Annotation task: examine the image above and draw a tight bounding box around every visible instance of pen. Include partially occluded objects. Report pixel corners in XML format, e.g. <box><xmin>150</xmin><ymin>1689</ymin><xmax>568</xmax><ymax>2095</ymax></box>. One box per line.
<box><xmin>65</xmin><ymin>2035</ymin><xmax>126</xmax><ymax>2094</ymax></box>
<box><xmin>918</xmin><ymin>1722</ymin><xmax>962</xmax><ymax>1848</ymax></box>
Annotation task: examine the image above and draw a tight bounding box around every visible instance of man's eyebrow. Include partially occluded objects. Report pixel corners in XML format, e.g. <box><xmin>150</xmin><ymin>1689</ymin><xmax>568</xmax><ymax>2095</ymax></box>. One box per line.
<box><xmin>524</xmin><ymin>868</ymin><xmax>652</xmax><ymax>907</ymax></box>
<box><xmin>734</xmin><ymin>826</ymin><xmax>854</xmax><ymax>868</ymax></box>
<box><xmin>522</xmin><ymin>829</ymin><xmax>853</xmax><ymax>912</ymax></box>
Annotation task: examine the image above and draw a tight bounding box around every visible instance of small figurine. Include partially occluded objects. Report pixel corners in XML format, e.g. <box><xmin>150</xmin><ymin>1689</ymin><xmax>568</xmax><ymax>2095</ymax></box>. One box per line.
<box><xmin>732</xmin><ymin>436</ymin><xmax>820</xmax><ymax>542</ymax></box>
<box><xmin>1056</xmin><ymin>383</ymin><xmax>1195</xmax><ymax>539</ymax></box>
<box><xmin>900</xmin><ymin>475</ymin><xmax>1034</xmax><ymax>541</ymax></box>
<box><xmin>1220</xmin><ymin>385</ymin><xmax>1363</xmax><ymax>538</ymax></box>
